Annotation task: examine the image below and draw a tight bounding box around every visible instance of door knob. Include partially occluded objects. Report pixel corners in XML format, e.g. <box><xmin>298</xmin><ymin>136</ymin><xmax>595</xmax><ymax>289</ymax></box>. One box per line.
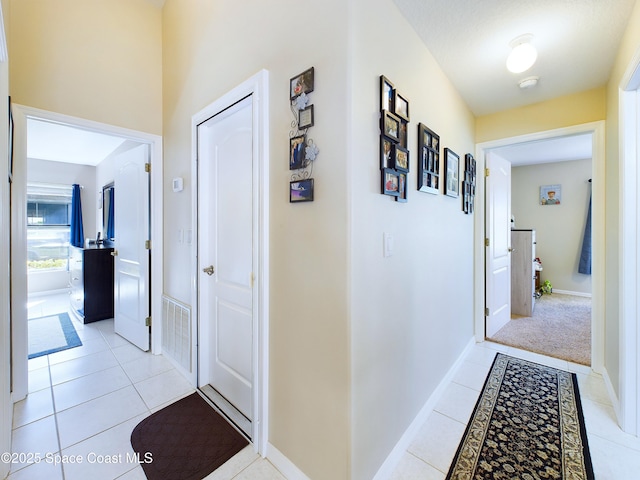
<box><xmin>110</xmin><ymin>250</ymin><xmax>118</xmax><ymax>256</ymax></box>
<box><xmin>203</xmin><ymin>265</ymin><xmax>215</xmax><ymax>276</ymax></box>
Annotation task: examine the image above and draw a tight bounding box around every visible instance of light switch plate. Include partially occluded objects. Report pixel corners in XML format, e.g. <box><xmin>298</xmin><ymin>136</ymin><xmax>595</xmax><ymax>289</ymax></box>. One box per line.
<box><xmin>383</xmin><ymin>233</ymin><xmax>394</xmax><ymax>257</ymax></box>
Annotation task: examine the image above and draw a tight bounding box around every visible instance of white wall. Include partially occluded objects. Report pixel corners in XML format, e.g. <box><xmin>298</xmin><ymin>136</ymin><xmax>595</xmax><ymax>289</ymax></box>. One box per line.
<box><xmin>350</xmin><ymin>0</ymin><xmax>476</xmax><ymax>477</ymax></box>
<box><xmin>512</xmin><ymin>159</ymin><xmax>592</xmax><ymax>295</ymax></box>
<box><xmin>27</xmin><ymin>158</ymin><xmax>97</xmax><ymax>293</ymax></box>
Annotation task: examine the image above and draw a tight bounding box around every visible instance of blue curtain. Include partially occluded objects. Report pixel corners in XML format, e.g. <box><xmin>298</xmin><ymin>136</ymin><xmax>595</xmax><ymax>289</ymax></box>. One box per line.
<box><xmin>578</xmin><ymin>194</ymin><xmax>592</xmax><ymax>275</ymax></box>
<box><xmin>70</xmin><ymin>184</ymin><xmax>84</xmax><ymax>248</ymax></box>
<box><xmin>106</xmin><ymin>188</ymin><xmax>115</xmax><ymax>239</ymax></box>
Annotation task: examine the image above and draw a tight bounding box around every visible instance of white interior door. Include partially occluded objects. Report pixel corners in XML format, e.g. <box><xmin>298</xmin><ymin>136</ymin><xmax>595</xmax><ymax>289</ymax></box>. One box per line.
<box><xmin>485</xmin><ymin>151</ymin><xmax>512</xmax><ymax>337</ymax></box>
<box><xmin>198</xmin><ymin>96</ymin><xmax>254</xmax><ymax>435</ymax></box>
<box><xmin>114</xmin><ymin>143</ymin><xmax>150</xmax><ymax>351</ymax></box>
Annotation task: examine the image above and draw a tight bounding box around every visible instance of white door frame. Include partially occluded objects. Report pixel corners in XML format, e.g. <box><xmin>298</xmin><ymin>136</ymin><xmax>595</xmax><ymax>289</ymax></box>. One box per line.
<box><xmin>619</xmin><ymin>46</ymin><xmax>640</xmax><ymax>436</ymax></box>
<box><xmin>10</xmin><ymin>104</ymin><xmax>163</xmax><ymax>401</ymax></box>
<box><xmin>474</xmin><ymin>121</ymin><xmax>606</xmax><ymax>374</ymax></box>
<box><xmin>191</xmin><ymin>70</ymin><xmax>270</xmax><ymax>454</ymax></box>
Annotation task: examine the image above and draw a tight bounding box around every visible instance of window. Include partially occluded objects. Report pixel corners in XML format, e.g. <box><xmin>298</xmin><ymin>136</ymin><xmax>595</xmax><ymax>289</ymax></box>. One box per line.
<box><xmin>27</xmin><ymin>184</ymin><xmax>72</xmax><ymax>271</ymax></box>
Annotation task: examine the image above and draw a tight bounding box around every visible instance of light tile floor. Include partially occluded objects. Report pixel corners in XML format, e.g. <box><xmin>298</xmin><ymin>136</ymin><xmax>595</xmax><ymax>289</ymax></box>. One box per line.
<box><xmin>14</xmin><ymin>294</ymin><xmax>640</xmax><ymax>479</ymax></box>
<box><xmin>388</xmin><ymin>341</ymin><xmax>640</xmax><ymax>480</ymax></box>
<box><xmin>10</xmin><ymin>293</ymin><xmax>284</xmax><ymax>480</ymax></box>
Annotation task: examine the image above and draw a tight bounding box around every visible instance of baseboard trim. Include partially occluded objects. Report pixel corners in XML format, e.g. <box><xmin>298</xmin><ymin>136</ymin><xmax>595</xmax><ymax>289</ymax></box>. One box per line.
<box><xmin>601</xmin><ymin>366</ymin><xmax>622</xmax><ymax>427</ymax></box>
<box><xmin>372</xmin><ymin>336</ymin><xmax>477</xmax><ymax>480</ymax></box>
<box><xmin>266</xmin><ymin>442</ymin><xmax>311</xmax><ymax>480</ymax></box>
<box><xmin>551</xmin><ymin>289</ymin><xmax>592</xmax><ymax>298</ymax></box>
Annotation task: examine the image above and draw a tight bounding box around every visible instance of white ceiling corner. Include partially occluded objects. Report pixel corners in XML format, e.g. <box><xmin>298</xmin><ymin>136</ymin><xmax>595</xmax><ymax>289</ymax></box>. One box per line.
<box><xmin>392</xmin><ymin>0</ymin><xmax>633</xmax><ymax>163</ymax></box>
<box><xmin>393</xmin><ymin>0</ymin><xmax>637</xmax><ymax>117</ymax></box>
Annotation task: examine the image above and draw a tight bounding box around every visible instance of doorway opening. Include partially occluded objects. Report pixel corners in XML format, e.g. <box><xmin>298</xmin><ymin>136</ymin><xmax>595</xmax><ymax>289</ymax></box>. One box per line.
<box><xmin>486</xmin><ymin>136</ymin><xmax>593</xmax><ymax>366</ymax></box>
<box><xmin>474</xmin><ymin>121</ymin><xmax>605</xmax><ymax>373</ymax></box>
<box><xmin>10</xmin><ymin>104</ymin><xmax>163</xmax><ymax>401</ymax></box>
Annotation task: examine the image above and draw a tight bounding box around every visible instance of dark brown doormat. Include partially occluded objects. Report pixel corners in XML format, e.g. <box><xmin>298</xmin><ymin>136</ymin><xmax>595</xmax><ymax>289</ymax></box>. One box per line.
<box><xmin>446</xmin><ymin>353</ymin><xmax>594</xmax><ymax>480</ymax></box>
<box><xmin>131</xmin><ymin>392</ymin><xmax>249</xmax><ymax>480</ymax></box>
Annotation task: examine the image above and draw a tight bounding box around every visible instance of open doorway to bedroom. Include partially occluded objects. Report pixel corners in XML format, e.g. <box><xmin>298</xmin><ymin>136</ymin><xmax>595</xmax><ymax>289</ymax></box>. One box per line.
<box><xmin>477</xmin><ymin>122</ymin><xmax>605</xmax><ymax>371</ymax></box>
<box><xmin>10</xmin><ymin>104</ymin><xmax>164</xmax><ymax>401</ymax></box>
<box><xmin>488</xmin><ymin>137</ymin><xmax>593</xmax><ymax>366</ymax></box>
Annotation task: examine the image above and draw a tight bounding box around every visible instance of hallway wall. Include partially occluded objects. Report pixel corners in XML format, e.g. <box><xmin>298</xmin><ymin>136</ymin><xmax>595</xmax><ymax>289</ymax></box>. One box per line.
<box><xmin>349</xmin><ymin>0</ymin><xmax>475</xmax><ymax>477</ymax></box>
<box><xmin>161</xmin><ymin>1</ymin><xmax>351</xmax><ymax>478</ymax></box>
<box><xmin>604</xmin><ymin>0</ymin><xmax>640</xmax><ymax>405</ymax></box>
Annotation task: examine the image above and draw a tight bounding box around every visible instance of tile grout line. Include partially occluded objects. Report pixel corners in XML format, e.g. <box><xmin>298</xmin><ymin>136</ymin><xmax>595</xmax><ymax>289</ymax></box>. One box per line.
<box><xmin>46</xmin><ymin>354</ymin><xmax>67</xmax><ymax>480</ymax></box>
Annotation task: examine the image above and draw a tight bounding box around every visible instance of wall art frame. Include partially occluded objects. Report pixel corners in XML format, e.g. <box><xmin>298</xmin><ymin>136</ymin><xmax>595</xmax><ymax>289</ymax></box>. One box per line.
<box><xmin>380</xmin><ymin>137</ymin><xmax>393</xmax><ymax>169</ymax></box>
<box><xmin>289</xmin><ymin>134</ymin><xmax>307</xmax><ymax>170</ymax></box>
<box><xmin>380</xmin><ymin>75</ymin><xmax>395</xmax><ymax>112</ymax></box>
<box><xmin>394</xmin><ymin>92</ymin><xmax>410</xmax><ymax>121</ymax></box>
<box><xmin>417</xmin><ymin>123</ymin><xmax>440</xmax><ymax>195</ymax></box>
<box><xmin>540</xmin><ymin>184</ymin><xmax>561</xmax><ymax>205</ymax></box>
<box><xmin>444</xmin><ymin>147</ymin><xmax>460</xmax><ymax>198</ymax></box>
<box><xmin>397</xmin><ymin>172</ymin><xmax>408</xmax><ymax>203</ymax></box>
<box><xmin>394</xmin><ymin>145</ymin><xmax>409</xmax><ymax>172</ymax></box>
<box><xmin>462</xmin><ymin>153</ymin><xmax>476</xmax><ymax>214</ymax></box>
<box><xmin>382</xmin><ymin>168</ymin><xmax>400</xmax><ymax>196</ymax></box>
<box><xmin>290</xmin><ymin>178</ymin><xmax>314</xmax><ymax>203</ymax></box>
<box><xmin>290</xmin><ymin>67</ymin><xmax>314</xmax><ymax>99</ymax></box>
<box><xmin>381</xmin><ymin>110</ymin><xmax>401</xmax><ymax>143</ymax></box>
<box><xmin>298</xmin><ymin>105</ymin><xmax>314</xmax><ymax>129</ymax></box>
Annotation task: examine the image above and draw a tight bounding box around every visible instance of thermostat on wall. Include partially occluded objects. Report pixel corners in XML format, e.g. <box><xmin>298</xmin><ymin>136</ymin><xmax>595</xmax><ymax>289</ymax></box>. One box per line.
<box><xmin>172</xmin><ymin>177</ymin><xmax>184</xmax><ymax>192</ymax></box>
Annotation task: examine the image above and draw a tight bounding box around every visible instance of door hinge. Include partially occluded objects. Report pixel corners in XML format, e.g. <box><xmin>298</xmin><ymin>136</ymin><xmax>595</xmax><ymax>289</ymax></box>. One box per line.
<box><xmin>145</xmin><ymin>316</ymin><xmax>151</xmax><ymax>327</ymax></box>
<box><xmin>145</xmin><ymin>240</ymin><xmax>151</xmax><ymax>250</ymax></box>
<box><xmin>485</xmin><ymin>238</ymin><xmax>490</xmax><ymax>247</ymax></box>
<box><xmin>250</xmin><ymin>272</ymin><xmax>255</xmax><ymax>288</ymax></box>
<box><xmin>485</xmin><ymin>307</ymin><xmax>490</xmax><ymax>316</ymax></box>
<box><xmin>145</xmin><ymin>163</ymin><xmax>151</xmax><ymax>173</ymax></box>
<box><xmin>485</xmin><ymin>168</ymin><xmax>490</xmax><ymax>177</ymax></box>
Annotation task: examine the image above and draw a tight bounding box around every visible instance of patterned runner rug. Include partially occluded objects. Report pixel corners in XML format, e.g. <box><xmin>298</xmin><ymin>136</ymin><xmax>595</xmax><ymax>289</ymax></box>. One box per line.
<box><xmin>446</xmin><ymin>353</ymin><xmax>594</xmax><ymax>480</ymax></box>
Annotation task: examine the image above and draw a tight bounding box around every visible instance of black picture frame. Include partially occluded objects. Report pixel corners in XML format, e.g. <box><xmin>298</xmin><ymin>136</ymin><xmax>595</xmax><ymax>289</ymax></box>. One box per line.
<box><xmin>380</xmin><ymin>137</ymin><xmax>393</xmax><ymax>169</ymax></box>
<box><xmin>394</xmin><ymin>92</ymin><xmax>410</xmax><ymax>121</ymax></box>
<box><xmin>394</xmin><ymin>145</ymin><xmax>409</xmax><ymax>172</ymax></box>
<box><xmin>382</xmin><ymin>168</ymin><xmax>400</xmax><ymax>196</ymax></box>
<box><xmin>462</xmin><ymin>153</ymin><xmax>476</xmax><ymax>214</ymax></box>
<box><xmin>290</xmin><ymin>67</ymin><xmax>315</xmax><ymax>99</ymax></box>
<box><xmin>444</xmin><ymin>148</ymin><xmax>460</xmax><ymax>198</ymax></box>
<box><xmin>289</xmin><ymin>134</ymin><xmax>307</xmax><ymax>170</ymax></box>
<box><xmin>417</xmin><ymin>123</ymin><xmax>440</xmax><ymax>195</ymax></box>
<box><xmin>290</xmin><ymin>178</ymin><xmax>314</xmax><ymax>203</ymax></box>
<box><xmin>396</xmin><ymin>172</ymin><xmax>408</xmax><ymax>203</ymax></box>
<box><xmin>380</xmin><ymin>75</ymin><xmax>395</xmax><ymax>112</ymax></box>
<box><xmin>298</xmin><ymin>105</ymin><xmax>314</xmax><ymax>129</ymax></box>
<box><xmin>381</xmin><ymin>110</ymin><xmax>401</xmax><ymax>143</ymax></box>
<box><xmin>398</xmin><ymin>121</ymin><xmax>408</xmax><ymax>148</ymax></box>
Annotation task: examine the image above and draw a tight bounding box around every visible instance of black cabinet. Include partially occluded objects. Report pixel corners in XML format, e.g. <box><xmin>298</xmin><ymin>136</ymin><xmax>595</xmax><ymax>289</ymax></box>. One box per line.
<box><xmin>70</xmin><ymin>246</ymin><xmax>114</xmax><ymax>323</ymax></box>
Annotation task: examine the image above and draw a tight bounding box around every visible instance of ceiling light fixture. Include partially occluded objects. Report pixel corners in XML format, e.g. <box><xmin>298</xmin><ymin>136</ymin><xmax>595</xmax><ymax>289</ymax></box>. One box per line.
<box><xmin>518</xmin><ymin>76</ymin><xmax>539</xmax><ymax>89</ymax></box>
<box><xmin>506</xmin><ymin>34</ymin><xmax>537</xmax><ymax>73</ymax></box>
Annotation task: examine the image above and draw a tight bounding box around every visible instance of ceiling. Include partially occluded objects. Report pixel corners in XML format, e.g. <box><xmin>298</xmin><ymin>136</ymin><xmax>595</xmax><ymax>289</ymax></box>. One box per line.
<box><xmin>27</xmin><ymin>119</ymin><xmax>126</xmax><ymax>166</ymax></box>
<box><xmin>394</xmin><ymin>0</ymin><xmax>637</xmax><ymax>117</ymax></box>
<box><xmin>31</xmin><ymin>0</ymin><xmax>624</xmax><ymax>167</ymax></box>
<box><xmin>491</xmin><ymin>133</ymin><xmax>592</xmax><ymax>166</ymax></box>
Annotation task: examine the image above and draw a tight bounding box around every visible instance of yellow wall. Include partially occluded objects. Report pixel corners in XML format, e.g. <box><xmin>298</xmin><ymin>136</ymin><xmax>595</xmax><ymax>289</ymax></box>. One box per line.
<box><xmin>162</xmin><ymin>1</ymin><xmax>351</xmax><ymax>478</ymax></box>
<box><xmin>603</xmin><ymin>0</ymin><xmax>640</xmax><ymax>399</ymax></box>
<box><xmin>9</xmin><ymin>0</ymin><xmax>162</xmax><ymax>135</ymax></box>
<box><xmin>476</xmin><ymin>87</ymin><xmax>606</xmax><ymax>143</ymax></box>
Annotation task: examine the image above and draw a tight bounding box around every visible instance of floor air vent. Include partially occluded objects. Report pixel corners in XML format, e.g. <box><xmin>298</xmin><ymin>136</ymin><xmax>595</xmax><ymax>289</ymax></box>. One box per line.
<box><xmin>161</xmin><ymin>295</ymin><xmax>192</xmax><ymax>373</ymax></box>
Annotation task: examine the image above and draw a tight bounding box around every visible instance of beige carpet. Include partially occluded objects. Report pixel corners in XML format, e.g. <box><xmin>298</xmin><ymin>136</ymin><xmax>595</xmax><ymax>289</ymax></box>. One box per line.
<box><xmin>489</xmin><ymin>293</ymin><xmax>591</xmax><ymax>366</ymax></box>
